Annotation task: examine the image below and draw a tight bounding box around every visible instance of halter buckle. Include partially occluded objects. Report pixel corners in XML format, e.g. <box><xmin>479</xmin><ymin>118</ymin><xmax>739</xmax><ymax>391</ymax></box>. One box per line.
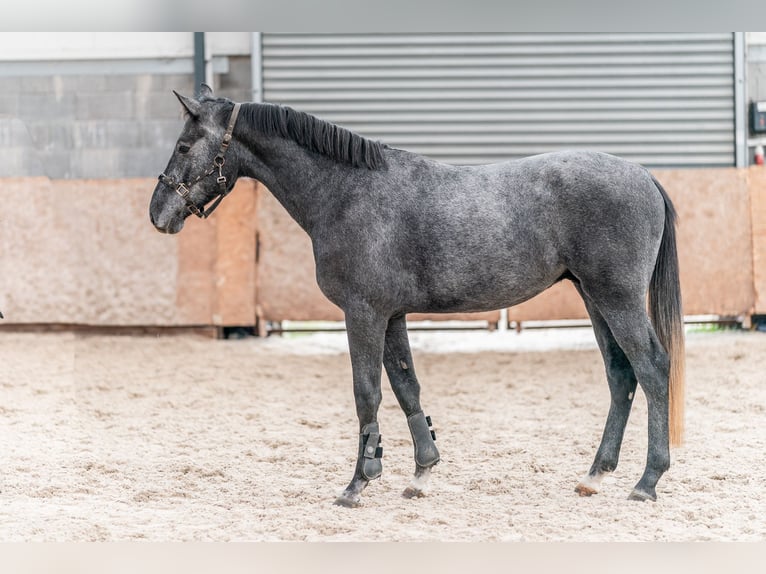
<box><xmin>175</xmin><ymin>183</ymin><xmax>191</xmax><ymax>198</ymax></box>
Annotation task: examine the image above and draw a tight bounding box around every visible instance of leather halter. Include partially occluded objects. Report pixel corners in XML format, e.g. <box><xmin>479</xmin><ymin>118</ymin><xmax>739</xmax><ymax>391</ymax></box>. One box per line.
<box><xmin>158</xmin><ymin>102</ymin><xmax>242</xmax><ymax>219</ymax></box>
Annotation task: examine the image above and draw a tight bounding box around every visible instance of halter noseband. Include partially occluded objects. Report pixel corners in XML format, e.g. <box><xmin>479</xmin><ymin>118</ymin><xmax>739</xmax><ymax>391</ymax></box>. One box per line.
<box><xmin>158</xmin><ymin>102</ymin><xmax>242</xmax><ymax>219</ymax></box>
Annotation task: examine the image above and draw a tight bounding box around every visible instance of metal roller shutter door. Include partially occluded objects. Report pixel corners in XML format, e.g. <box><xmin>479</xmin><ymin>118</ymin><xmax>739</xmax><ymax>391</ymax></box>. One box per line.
<box><xmin>261</xmin><ymin>33</ymin><xmax>735</xmax><ymax>168</ymax></box>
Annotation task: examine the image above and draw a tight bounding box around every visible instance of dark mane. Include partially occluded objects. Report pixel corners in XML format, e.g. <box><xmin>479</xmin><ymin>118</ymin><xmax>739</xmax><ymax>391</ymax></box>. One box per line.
<box><xmin>239</xmin><ymin>102</ymin><xmax>387</xmax><ymax>170</ymax></box>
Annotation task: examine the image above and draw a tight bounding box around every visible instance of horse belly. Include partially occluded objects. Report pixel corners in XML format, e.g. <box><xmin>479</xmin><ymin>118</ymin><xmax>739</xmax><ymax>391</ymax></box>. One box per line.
<box><xmin>408</xmin><ymin>248</ymin><xmax>565</xmax><ymax>314</ymax></box>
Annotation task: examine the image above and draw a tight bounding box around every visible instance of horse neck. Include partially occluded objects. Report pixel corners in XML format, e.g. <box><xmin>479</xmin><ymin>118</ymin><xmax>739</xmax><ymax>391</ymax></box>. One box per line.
<box><xmin>235</xmin><ymin>133</ymin><xmax>343</xmax><ymax>234</ymax></box>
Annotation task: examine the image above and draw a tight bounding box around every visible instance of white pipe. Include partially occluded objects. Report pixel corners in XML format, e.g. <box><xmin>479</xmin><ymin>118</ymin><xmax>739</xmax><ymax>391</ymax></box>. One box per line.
<box><xmin>734</xmin><ymin>32</ymin><xmax>747</xmax><ymax>168</ymax></box>
<box><xmin>251</xmin><ymin>32</ymin><xmax>263</xmax><ymax>102</ymax></box>
<box><xmin>497</xmin><ymin>308</ymin><xmax>509</xmax><ymax>332</ymax></box>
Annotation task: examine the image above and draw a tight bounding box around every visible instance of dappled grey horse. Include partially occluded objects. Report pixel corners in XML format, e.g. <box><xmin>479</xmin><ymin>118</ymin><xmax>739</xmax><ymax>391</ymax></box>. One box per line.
<box><xmin>150</xmin><ymin>86</ymin><xmax>685</xmax><ymax>507</ymax></box>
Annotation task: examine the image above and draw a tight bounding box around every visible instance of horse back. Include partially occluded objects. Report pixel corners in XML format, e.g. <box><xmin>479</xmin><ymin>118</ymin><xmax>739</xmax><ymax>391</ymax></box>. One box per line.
<box><xmin>313</xmin><ymin>149</ymin><xmax>665</xmax><ymax>314</ymax></box>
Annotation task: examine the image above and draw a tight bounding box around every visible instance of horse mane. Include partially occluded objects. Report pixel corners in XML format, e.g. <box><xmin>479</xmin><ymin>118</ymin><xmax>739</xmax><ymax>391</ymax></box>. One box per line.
<box><xmin>238</xmin><ymin>102</ymin><xmax>387</xmax><ymax>170</ymax></box>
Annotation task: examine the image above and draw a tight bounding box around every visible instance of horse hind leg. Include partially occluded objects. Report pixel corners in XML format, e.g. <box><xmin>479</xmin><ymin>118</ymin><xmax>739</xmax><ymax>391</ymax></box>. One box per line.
<box><xmin>583</xmin><ymin>290</ymin><xmax>672</xmax><ymax>502</ymax></box>
<box><xmin>382</xmin><ymin>315</ymin><xmax>440</xmax><ymax>499</ymax></box>
<box><xmin>573</xmin><ymin>285</ymin><xmax>638</xmax><ymax>497</ymax></box>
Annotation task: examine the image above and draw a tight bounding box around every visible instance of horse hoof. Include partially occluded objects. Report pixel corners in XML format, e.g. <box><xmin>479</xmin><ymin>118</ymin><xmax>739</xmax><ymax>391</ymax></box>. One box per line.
<box><xmin>574</xmin><ymin>483</ymin><xmax>598</xmax><ymax>497</ymax></box>
<box><xmin>627</xmin><ymin>489</ymin><xmax>656</xmax><ymax>502</ymax></box>
<box><xmin>334</xmin><ymin>494</ymin><xmax>362</xmax><ymax>508</ymax></box>
<box><xmin>402</xmin><ymin>486</ymin><xmax>426</xmax><ymax>499</ymax></box>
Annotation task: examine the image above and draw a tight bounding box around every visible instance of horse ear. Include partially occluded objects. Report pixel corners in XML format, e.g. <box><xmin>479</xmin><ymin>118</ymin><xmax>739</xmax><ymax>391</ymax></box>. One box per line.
<box><xmin>173</xmin><ymin>90</ymin><xmax>201</xmax><ymax>119</ymax></box>
<box><xmin>199</xmin><ymin>83</ymin><xmax>214</xmax><ymax>98</ymax></box>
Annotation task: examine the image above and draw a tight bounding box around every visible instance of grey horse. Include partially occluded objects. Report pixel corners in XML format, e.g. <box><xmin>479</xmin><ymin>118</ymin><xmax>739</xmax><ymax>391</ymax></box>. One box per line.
<box><xmin>150</xmin><ymin>86</ymin><xmax>685</xmax><ymax>507</ymax></box>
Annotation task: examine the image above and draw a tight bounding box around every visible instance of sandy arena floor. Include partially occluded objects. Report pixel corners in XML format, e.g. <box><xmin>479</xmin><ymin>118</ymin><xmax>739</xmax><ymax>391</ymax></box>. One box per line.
<box><xmin>0</xmin><ymin>327</ymin><xmax>764</xmax><ymax>541</ymax></box>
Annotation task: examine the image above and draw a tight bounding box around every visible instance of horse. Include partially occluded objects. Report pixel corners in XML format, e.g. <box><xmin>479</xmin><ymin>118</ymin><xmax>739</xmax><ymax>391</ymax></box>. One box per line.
<box><xmin>149</xmin><ymin>85</ymin><xmax>685</xmax><ymax>507</ymax></box>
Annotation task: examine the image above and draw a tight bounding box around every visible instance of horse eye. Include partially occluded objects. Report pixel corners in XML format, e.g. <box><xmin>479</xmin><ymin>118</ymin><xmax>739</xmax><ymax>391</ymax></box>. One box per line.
<box><xmin>178</xmin><ymin>144</ymin><xmax>191</xmax><ymax>154</ymax></box>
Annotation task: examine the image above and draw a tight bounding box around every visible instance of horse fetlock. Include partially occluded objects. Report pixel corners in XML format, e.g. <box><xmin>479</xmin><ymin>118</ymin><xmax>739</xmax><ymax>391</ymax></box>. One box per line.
<box><xmin>407</xmin><ymin>411</ymin><xmax>440</xmax><ymax>468</ymax></box>
<box><xmin>575</xmin><ymin>463</ymin><xmax>616</xmax><ymax>496</ymax></box>
<box><xmin>359</xmin><ymin>422</ymin><xmax>383</xmax><ymax>481</ymax></box>
<box><xmin>598</xmin><ymin>459</ymin><xmax>618</xmax><ymax>474</ymax></box>
<box><xmin>403</xmin><ymin>465</ymin><xmax>433</xmax><ymax>499</ymax></box>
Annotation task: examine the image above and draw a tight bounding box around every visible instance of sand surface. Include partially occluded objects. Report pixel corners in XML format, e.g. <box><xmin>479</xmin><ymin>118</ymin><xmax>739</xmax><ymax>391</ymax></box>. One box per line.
<box><xmin>0</xmin><ymin>328</ymin><xmax>764</xmax><ymax>541</ymax></box>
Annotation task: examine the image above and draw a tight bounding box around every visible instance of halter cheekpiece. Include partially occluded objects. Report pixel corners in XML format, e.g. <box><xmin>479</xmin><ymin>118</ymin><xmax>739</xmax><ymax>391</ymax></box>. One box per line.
<box><xmin>158</xmin><ymin>102</ymin><xmax>242</xmax><ymax>219</ymax></box>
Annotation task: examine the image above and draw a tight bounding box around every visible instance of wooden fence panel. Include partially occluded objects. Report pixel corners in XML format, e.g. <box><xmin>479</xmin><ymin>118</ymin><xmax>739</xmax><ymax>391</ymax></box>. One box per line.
<box><xmin>1</xmin><ymin>168</ymin><xmax>761</xmax><ymax>328</ymax></box>
<box><xmin>0</xmin><ymin>178</ymin><xmax>257</xmax><ymax>327</ymax></box>
<box><xmin>508</xmin><ymin>169</ymin><xmax>756</xmax><ymax>323</ymax></box>
<box><xmin>254</xmin><ymin>187</ymin><xmax>500</xmax><ymax>324</ymax></box>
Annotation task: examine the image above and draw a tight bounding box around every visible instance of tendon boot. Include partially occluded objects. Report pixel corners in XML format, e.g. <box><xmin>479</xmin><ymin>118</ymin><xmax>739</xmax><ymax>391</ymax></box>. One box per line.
<box><xmin>407</xmin><ymin>411</ymin><xmax>440</xmax><ymax>468</ymax></box>
<box><xmin>358</xmin><ymin>422</ymin><xmax>383</xmax><ymax>480</ymax></box>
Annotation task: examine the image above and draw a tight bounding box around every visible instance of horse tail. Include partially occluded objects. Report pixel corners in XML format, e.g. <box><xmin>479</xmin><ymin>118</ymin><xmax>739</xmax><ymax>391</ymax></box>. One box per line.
<box><xmin>648</xmin><ymin>174</ymin><xmax>685</xmax><ymax>447</ymax></box>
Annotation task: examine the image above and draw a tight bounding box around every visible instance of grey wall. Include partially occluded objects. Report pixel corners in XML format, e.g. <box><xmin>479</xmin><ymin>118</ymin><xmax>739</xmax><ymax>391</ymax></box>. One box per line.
<box><xmin>747</xmin><ymin>44</ymin><xmax>766</xmax><ymax>165</ymax></box>
<box><xmin>261</xmin><ymin>33</ymin><xmax>739</xmax><ymax>168</ymax></box>
<box><xmin>0</xmin><ymin>56</ymin><xmax>251</xmax><ymax>179</ymax></box>
<box><xmin>748</xmin><ymin>45</ymin><xmax>766</xmax><ymax>102</ymax></box>
<box><xmin>750</xmin><ymin>62</ymin><xmax>766</xmax><ymax>102</ymax></box>
<box><xmin>2</xmin><ymin>38</ymin><xmax>766</xmax><ymax>177</ymax></box>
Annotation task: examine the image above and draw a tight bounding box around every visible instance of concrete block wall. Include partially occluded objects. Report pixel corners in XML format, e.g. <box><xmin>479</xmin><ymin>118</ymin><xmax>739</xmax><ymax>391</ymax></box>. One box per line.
<box><xmin>0</xmin><ymin>73</ymin><xmax>190</xmax><ymax>178</ymax></box>
<box><xmin>0</xmin><ymin>56</ymin><xmax>251</xmax><ymax>179</ymax></box>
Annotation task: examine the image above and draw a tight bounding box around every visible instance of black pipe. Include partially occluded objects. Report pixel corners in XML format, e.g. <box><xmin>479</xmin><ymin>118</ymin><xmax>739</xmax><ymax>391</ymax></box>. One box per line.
<box><xmin>193</xmin><ymin>32</ymin><xmax>205</xmax><ymax>95</ymax></box>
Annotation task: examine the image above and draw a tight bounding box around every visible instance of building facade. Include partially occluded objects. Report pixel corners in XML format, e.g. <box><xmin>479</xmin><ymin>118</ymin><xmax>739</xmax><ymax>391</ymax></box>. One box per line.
<box><xmin>0</xmin><ymin>32</ymin><xmax>764</xmax><ymax>179</ymax></box>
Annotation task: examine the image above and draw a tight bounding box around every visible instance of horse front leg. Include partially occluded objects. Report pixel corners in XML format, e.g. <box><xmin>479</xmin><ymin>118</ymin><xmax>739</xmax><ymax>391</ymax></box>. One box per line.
<box><xmin>382</xmin><ymin>315</ymin><xmax>440</xmax><ymax>499</ymax></box>
<box><xmin>334</xmin><ymin>306</ymin><xmax>388</xmax><ymax>508</ymax></box>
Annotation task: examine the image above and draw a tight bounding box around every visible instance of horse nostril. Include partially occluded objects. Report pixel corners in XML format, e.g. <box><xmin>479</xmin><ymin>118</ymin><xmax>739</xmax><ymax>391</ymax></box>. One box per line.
<box><xmin>150</xmin><ymin>211</ymin><xmax>167</xmax><ymax>233</ymax></box>
<box><xmin>151</xmin><ymin>215</ymin><xmax>166</xmax><ymax>232</ymax></box>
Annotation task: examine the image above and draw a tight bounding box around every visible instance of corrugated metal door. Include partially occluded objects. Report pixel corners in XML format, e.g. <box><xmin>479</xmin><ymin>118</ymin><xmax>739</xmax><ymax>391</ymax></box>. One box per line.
<box><xmin>261</xmin><ymin>33</ymin><xmax>735</xmax><ymax>168</ymax></box>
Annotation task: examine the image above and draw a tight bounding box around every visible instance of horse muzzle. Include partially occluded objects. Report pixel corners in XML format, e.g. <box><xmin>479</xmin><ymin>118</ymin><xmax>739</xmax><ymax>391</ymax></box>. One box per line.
<box><xmin>149</xmin><ymin>207</ymin><xmax>185</xmax><ymax>234</ymax></box>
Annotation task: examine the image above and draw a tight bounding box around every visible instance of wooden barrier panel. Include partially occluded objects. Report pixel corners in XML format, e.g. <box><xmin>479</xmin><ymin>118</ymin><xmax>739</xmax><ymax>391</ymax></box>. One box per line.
<box><xmin>0</xmin><ymin>168</ymin><xmax>760</xmax><ymax>329</ymax></box>
<box><xmin>0</xmin><ymin>178</ymin><xmax>257</xmax><ymax>327</ymax></box>
<box><xmin>255</xmin><ymin>187</ymin><xmax>340</xmax><ymax>322</ymax></box>
<box><xmin>176</xmin><ymin>178</ymin><xmax>259</xmax><ymax>326</ymax></box>
<box><xmin>670</xmin><ymin>168</ymin><xmax>754</xmax><ymax>317</ymax></box>
<box><xmin>0</xmin><ymin>177</ymin><xmax>181</xmax><ymax>325</ymax></box>
<box><xmin>208</xmin><ymin>178</ymin><xmax>258</xmax><ymax>325</ymax></box>
<box><xmin>750</xmin><ymin>167</ymin><xmax>766</xmax><ymax>315</ymax></box>
<box><xmin>254</xmin><ymin>186</ymin><xmax>500</xmax><ymax>324</ymax></box>
<box><xmin>508</xmin><ymin>169</ymin><xmax>756</xmax><ymax>323</ymax></box>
